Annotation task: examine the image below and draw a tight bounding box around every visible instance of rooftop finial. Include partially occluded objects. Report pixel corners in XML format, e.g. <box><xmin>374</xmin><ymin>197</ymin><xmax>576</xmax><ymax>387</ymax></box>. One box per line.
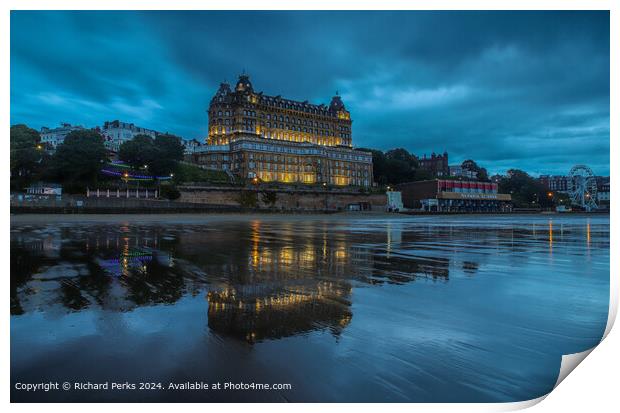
<box><xmin>329</xmin><ymin>92</ymin><xmax>346</xmax><ymax>112</ymax></box>
<box><xmin>235</xmin><ymin>72</ymin><xmax>253</xmax><ymax>93</ymax></box>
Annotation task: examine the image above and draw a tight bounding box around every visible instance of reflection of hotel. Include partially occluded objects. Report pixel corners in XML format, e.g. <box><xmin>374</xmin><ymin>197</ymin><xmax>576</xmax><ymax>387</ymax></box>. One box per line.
<box><xmin>206</xmin><ymin>221</ymin><xmax>355</xmax><ymax>342</ymax></box>
<box><xmin>189</xmin><ymin>74</ymin><xmax>373</xmax><ymax>186</ymax></box>
<box><xmin>207</xmin><ymin>282</ymin><xmax>352</xmax><ymax>343</ymax></box>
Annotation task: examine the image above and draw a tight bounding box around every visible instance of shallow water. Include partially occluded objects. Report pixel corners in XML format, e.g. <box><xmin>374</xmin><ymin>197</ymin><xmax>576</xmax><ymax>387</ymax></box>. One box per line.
<box><xmin>10</xmin><ymin>214</ymin><xmax>609</xmax><ymax>402</ymax></box>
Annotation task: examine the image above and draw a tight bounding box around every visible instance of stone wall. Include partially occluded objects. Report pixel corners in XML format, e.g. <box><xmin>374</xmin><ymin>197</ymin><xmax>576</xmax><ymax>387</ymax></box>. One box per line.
<box><xmin>10</xmin><ymin>193</ymin><xmax>242</xmax><ymax>214</ymax></box>
<box><xmin>178</xmin><ymin>186</ymin><xmax>387</xmax><ymax>211</ymax></box>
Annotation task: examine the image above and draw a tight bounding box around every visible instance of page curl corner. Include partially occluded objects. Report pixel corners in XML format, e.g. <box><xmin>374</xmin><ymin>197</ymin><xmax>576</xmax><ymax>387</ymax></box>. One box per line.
<box><xmin>553</xmin><ymin>347</ymin><xmax>596</xmax><ymax>390</ymax></box>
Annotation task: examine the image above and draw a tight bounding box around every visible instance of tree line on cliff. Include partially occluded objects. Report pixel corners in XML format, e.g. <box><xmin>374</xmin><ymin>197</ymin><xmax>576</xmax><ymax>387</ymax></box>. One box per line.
<box><xmin>358</xmin><ymin>147</ymin><xmax>489</xmax><ymax>185</ymax></box>
<box><xmin>11</xmin><ymin>124</ymin><xmax>566</xmax><ymax>208</ymax></box>
<box><xmin>10</xmin><ymin>124</ymin><xmax>184</xmax><ymax>194</ymax></box>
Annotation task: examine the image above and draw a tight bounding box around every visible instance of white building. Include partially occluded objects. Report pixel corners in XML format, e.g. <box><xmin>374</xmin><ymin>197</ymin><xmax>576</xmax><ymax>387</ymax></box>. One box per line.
<box><xmin>99</xmin><ymin>120</ymin><xmax>160</xmax><ymax>152</ymax></box>
<box><xmin>387</xmin><ymin>191</ymin><xmax>404</xmax><ymax>212</ymax></box>
<box><xmin>40</xmin><ymin>123</ymin><xmax>85</xmax><ymax>149</ymax></box>
<box><xmin>449</xmin><ymin>164</ymin><xmax>477</xmax><ymax>179</ymax></box>
<box><xmin>183</xmin><ymin>138</ymin><xmax>202</xmax><ymax>154</ymax></box>
<box><xmin>597</xmin><ymin>181</ymin><xmax>610</xmax><ymax>203</ymax></box>
<box><xmin>26</xmin><ymin>182</ymin><xmax>62</xmax><ymax>196</ymax></box>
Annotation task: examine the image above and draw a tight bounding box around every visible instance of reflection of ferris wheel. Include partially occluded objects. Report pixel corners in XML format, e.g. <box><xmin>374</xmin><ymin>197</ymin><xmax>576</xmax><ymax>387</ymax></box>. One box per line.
<box><xmin>568</xmin><ymin>165</ymin><xmax>598</xmax><ymax>211</ymax></box>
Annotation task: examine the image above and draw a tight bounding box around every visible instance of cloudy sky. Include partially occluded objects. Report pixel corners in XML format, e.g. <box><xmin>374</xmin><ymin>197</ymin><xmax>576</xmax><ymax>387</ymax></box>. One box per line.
<box><xmin>10</xmin><ymin>11</ymin><xmax>609</xmax><ymax>175</ymax></box>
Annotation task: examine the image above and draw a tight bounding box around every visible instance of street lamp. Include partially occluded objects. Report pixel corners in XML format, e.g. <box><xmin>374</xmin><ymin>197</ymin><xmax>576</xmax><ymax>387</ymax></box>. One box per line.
<box><xmin>122</xmin><ymin>172</ymin><xmax>129</xmax><ymax>191</ymax></box>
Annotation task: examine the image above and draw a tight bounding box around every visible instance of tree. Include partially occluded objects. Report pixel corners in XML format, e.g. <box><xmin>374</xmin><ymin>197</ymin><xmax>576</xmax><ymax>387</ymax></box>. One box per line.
<box><xmin>51</xmin><ymin>129</ymin><xmax>109</xmax><ymax>190</ymax></box>
<box><xmin>499</xmin><ymin>169</ymin><xmax>551</xmax><ymax>208</ymax></box>
<box><xmin>461</xmin><ymin>159</ymin><xmax>489</xmax><ymax>181</ymax></box>
<box><xmin>237</xmin><ymin>190</ymin><xmax>258</xmax><ymax>208</ymax></box>
<box><xmin>385</xmin><ymin>148</ymin><xmax>417</xmax><ymax>166</ymax></box>
<box><xmin>358</xmin><ymin>148</ymin><xmax>389</xmax><ymax>185</ymax></box>
<box><xmin>159</xmin><ymin>184</ymin><xmax>181</xmax><ymax>200</ymax></box>
<box><xmin>118</xmin><ymin>133</ymin><xmax>184</xmax><ymax>177</ymax></box>
<box><xmin>260</xmin><ymin>190</ymin><xmax>277</xmax><ymax>208</ymax></box>
<box><xmin>412</xmin><ymin>168</ymin><xmax>433</xmax><ymax>181</ymax></box>
<box><xmin>358</xmin><ymin>147</ymin><xmax>413</xmax><ymax>185</ymax></box>
<box><xmin>385</xmin><ymin>148</ymin><xmax>419</xmax><ymax>182</ymax></box>
<box><xmin>118</xmin><ymin>134</ymin><xmax>156</xmax><ymax>170</ymax></box>
<box><xmin>10</xmin><ymin>124</ymin><xmax>44</xmax><ymax>185</ymax></box>
<box><xmin>150</xmin><ymin>133</ymin><xmax>185</xmax><ymax>176</ymax></box>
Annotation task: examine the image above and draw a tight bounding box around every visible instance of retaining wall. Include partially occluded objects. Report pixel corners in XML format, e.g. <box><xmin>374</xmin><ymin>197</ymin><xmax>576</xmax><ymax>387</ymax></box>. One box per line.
<box><xmin>178</xmin><ymin>186</ymin><xmax>387</xmax><ymax>211</ymax></box>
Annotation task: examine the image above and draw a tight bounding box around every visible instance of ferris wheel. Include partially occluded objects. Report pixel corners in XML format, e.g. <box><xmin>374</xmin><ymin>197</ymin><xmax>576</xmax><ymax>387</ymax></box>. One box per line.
<box><xmin>568</xmin><ymin>165</ymin><xmax>598</xmax><ymax>211</ymax></box>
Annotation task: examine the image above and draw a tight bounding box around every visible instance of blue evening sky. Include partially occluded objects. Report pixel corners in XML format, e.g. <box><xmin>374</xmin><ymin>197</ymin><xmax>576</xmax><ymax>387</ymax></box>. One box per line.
<box><xmin>10</xmin><ymin>11</ymin><xmax>610</xmax><ymax>176</ymax></box>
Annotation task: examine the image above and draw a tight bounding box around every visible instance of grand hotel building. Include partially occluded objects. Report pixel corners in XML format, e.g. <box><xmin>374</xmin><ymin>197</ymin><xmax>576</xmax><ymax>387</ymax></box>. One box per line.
<box><xmin>189</xmin><ymin>74</ymin><xmax>373</xmax><ymax>186</ymax></box>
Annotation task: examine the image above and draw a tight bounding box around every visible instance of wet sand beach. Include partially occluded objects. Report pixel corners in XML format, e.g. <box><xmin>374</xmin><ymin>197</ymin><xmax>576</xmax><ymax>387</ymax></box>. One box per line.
<box><xmin>11</xmin><ymin>213</ymin><xmax>609</xmax><ymax>402</ymax></box>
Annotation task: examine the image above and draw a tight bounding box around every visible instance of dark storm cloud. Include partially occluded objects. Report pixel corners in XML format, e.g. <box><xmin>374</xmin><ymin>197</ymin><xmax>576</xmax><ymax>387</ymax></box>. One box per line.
<box><xmin>10</xmin><ymin>10</ymin><xmax>609</xmax><ymax>175</ymax></box>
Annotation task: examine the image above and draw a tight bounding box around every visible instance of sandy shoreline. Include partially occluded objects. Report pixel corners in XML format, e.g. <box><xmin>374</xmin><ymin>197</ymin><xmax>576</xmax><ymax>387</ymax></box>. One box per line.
<box><xmin>10</xmin><ymin>211</ymin><xmax>405</xmax><ymax>224</ymax></box>
<box><xmin>10</xmin><ymin>211</ymin><xmax>605</xmax><ymax>225</ymax></box>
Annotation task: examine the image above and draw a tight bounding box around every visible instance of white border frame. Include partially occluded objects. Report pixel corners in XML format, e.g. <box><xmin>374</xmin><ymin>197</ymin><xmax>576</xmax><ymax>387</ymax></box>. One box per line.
<box><xmin>3</xmin><ymin>1</ymin><xmax>617</xmax><ymax>412</ymax></box>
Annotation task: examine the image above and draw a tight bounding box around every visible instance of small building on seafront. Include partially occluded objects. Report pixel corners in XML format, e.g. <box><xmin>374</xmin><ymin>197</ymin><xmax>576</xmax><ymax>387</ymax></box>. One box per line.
<box><xmin>25</xmin><ymin>182</ymin><xmax>63</xmax><ymax>196</ymax></box>
<box><xmin>396</xmin><ymin>179</ymin><xmax>512</xmax><ymax>212</ymax></box>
